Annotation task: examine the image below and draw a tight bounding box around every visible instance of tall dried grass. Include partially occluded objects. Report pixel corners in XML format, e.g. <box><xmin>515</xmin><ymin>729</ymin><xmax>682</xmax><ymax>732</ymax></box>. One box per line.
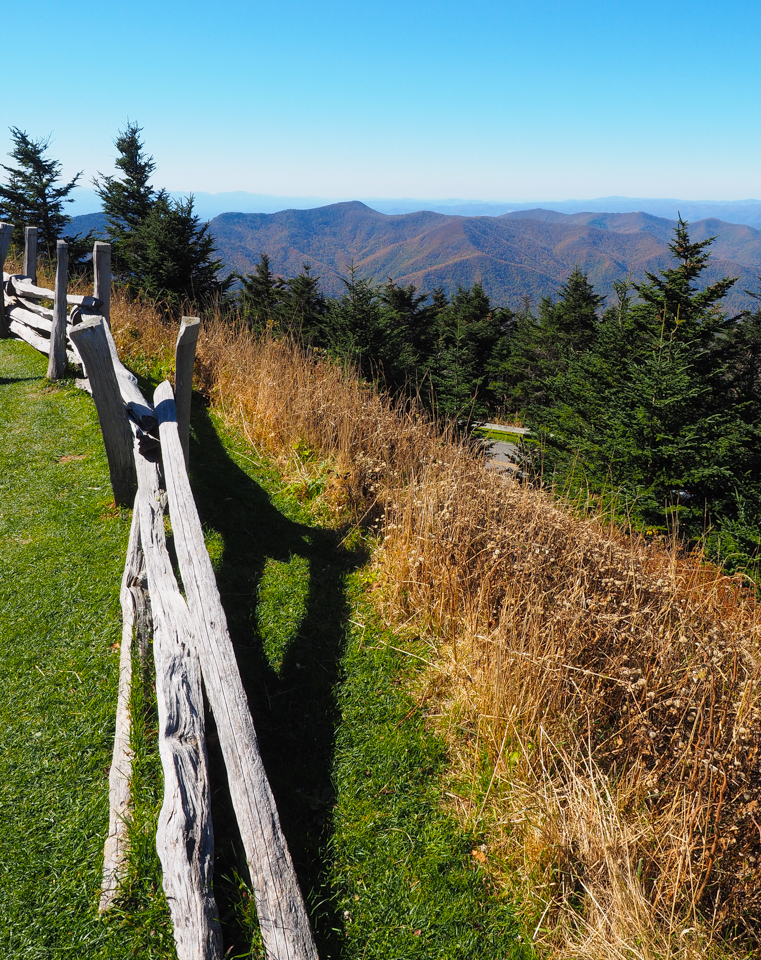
<box><xmin>15</xmin><ymin>259</ymin><xmax>759</xmax><ymax>957</ymax></box>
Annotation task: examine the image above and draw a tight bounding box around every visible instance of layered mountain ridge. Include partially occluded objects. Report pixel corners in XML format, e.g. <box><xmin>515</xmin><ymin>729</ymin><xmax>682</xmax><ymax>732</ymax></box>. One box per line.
<box><xmin>206</xmin><ymin>202</ymin><xmax>761</xmax><ymax>312</ymax></box>
<box><xmin>69</xmin><ymin>201</ymin><xmax>761</xmax><ymax>312</ymax></box>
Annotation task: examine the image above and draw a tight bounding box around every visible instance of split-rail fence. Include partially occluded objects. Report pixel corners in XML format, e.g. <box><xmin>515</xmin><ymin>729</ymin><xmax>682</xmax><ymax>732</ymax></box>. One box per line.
<box><xmin>1</xmin><ymin>224</ymin><xmax>319</xmax><ymax>960</ymax></box>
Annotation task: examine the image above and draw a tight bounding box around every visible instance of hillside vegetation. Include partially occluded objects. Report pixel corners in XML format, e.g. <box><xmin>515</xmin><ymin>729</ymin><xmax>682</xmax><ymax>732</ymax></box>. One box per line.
<box><xmin>0</xmin><ymin>260</ymin><xmax>529</xmax><ymax>957</ymax></box>
<box><xmin>203</xmin><ymin>201</ymin><xmax>761</xmax><ymax>313</ymax></box>
<box><xmin>97</xmin><ymin>274</ymin><xmax>761</xmax><ymax>959</ymax></box>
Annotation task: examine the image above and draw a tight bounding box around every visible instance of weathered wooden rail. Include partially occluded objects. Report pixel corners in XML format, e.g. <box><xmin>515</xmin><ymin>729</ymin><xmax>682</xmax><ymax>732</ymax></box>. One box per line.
<box><xmin>1</xmin><ymin>224</ymin><xmax>319</xmax><ymax>959</ymax></box>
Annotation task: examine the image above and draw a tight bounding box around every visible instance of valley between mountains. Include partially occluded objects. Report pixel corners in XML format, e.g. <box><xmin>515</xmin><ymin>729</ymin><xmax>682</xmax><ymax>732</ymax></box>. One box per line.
<box><xmin>206</xmin><ymin>201</ymin><xmax>761</xmax><ymax>312</ymax></box>
<box><xmin>71</xmin><ymin>200</ymin><xmax>761</xmax><ymax>312</ymax></box>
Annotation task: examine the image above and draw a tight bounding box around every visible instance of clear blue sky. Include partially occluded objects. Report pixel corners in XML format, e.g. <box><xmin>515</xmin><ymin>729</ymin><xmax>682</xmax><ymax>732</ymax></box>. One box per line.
<box><xmin>4</xmin><ymin>0</ymin><xmax>760</xmax><ymax>203</ymax></box>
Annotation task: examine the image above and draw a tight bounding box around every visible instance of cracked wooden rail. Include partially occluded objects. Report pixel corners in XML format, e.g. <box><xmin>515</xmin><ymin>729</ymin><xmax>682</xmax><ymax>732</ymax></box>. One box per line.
<box><xmin>154</xmin><ymin>378</ymin><xmax>319</xmax><ymax>960</ymax></box>
<box><xmin>0</xmin><ymin>224</ymin><xmax>106</xmax><ymax>376</ymax></box>
<box><xmin>70</xmin><ymin>311</ymin><xmax>318</xmax><ymax>957</ymax></box>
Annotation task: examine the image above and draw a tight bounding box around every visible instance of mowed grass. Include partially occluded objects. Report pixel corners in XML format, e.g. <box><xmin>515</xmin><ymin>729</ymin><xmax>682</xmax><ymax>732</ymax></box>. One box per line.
<box><xmin>472</xmin><ymin>428</ymin><xmax>525</xmax><ymax>444</ymax></box>
<box><xmin>185</xmin><ymin>411</ymin><xmax>530</xmax><ymax>958</ymax></box>
<box><xmin>0</xmin><ymin>335</ymin><xmax>529</xmax><ymax>958</ymax></box>
<box><xmin>330</xmin><ymin>585</ymin><xmax>529</xmax><ymax>959</ymax></box>
<box><xmin>0</xmin><ymin>340</ymin><xmax>138</xmax><ymax>956</ymax></box>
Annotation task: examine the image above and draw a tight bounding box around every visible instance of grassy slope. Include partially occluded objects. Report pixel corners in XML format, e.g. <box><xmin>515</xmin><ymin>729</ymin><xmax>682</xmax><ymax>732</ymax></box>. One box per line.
<box><xmin>0</xmin><ymin>337</ymin><xmax>529</xmax><ymax>958</ymax></box>
<box><xmin>0</xmin><ymin>341</ymin><xmax>134</xmax><ymax>957</ymax></box>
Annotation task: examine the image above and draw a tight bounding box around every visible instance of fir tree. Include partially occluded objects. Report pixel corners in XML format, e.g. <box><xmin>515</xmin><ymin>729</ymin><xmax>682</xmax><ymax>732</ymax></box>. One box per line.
<box><xmin>128</xmin><ymin>192</ymin><xmax>227</xmax><ymax>307</ymax></box>
<box><xmin>278</xmin><ymin>264</ymin><xmax>326</xmax><ymax>342</ymax></box>
<box><xmin>427</xmin><ymin>283</ymin><xmax>501</xmax><ymax>418</ymax></box>
<box><xmin>0</xmin><ymin>127</ymin><xmax>81</xmax><ymax>258</ymax></box>
<box><xmin>238</xmin><ymin>253</ymin><xmax>283</xmax><ymax>330</ymax></box>
<box><xmin>500</xmin><ymin>266</ymin><xmax>603</xmax><ymax>412</ymax></box>
<box><xmin>539</xmin><ymin>222</ymin><xmax>754</xmax><ymax>557</ymax></box>
<box><xmin>93</xmin><ymin>121</ymin><xmax>156</xmax><ymax>274</ymax></box>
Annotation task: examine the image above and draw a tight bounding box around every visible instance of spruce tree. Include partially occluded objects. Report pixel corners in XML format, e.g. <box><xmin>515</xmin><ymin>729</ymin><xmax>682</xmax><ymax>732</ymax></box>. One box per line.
<box><xmin>322</xmin><ymin>267</ymin><xmax>387</xmax><ymax>380</ymax></box>
<box><xmin>93</xmin><ymin>122</ymin><xmax>156</xmax><ymax>275</ymax></box>
<box><xmin>127</xmin><ymin>191</ymin><xmax>227</xmax><ymax>307</ymax></box>
<box><xmin>0</xmin><ymin>127</ymin><xmax>81</xmax><ymax>258</ymax></box>
<box><xmin>539</xmin><ymin>221</ymin><xmax>756</xmax><ymax>559</ymax></box>
<box><xmin>427</xmin><ymin>283</ymin><xmax>501</xmax><ymax>418</ymax></box>
<box><xmin>278</xmin><ymin>264</ymin><xmax>326</xmax><ymax>342</ymax></box>
<box><xmin>238</xmin><ymin>253</ymin><xmax>283</xmax><ymax>330</ymax></box>
<box><xmin>500</xmin><ymin>266</ymin><xmax>603</xmax><ymax>413</ymax></box>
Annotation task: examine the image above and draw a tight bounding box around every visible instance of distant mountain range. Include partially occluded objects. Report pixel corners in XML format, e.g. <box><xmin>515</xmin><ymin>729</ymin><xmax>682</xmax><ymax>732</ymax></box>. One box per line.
<box><xmin>69</xmin><ymin>201</ymin><xmax>761</xmax><ymax>313</ymax></box>
<box><xmin>68</xmin><ymin>186</ymin><xmax>761</xmax><ymax>226</ymax></box>
<box><xmin>204</xmin><ymin>202</ymin><xmax>761</xmax><ymax>312</ymax></box>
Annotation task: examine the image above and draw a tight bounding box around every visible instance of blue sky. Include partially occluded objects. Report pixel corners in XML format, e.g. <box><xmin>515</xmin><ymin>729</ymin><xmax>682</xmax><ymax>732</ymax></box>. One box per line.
<box><xmin>4</xmin><ymin>0</ymin><xmax>760</xmax><ymax>204</ymax></box>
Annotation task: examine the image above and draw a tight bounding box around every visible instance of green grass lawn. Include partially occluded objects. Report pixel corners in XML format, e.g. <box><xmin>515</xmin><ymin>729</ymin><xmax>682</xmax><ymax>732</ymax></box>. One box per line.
<box><xmin>0</xmin><ymin>337</ymin><xmax>530</xmax><ymax>958</ymax></box>
<box><xmin>0</xmin><ymin>340</ymin><xmax>136</xmax><ymax>957</ymax></box>
<box><xmin>472</xmin><ymin>428</ymin><xmax>525</xmax><ymax>444</ymax></box>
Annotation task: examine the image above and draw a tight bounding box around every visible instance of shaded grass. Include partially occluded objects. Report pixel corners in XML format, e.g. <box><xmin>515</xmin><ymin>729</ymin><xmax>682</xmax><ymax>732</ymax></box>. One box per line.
<box><xmin>0</xmin><ymin>326</ymin><xmax>528</xmax><ymax>956</ymax></box>
<box><xmin>182</xmin><ymin>400</ymin><xmax>529</xmax><ymax>958</ymax></box>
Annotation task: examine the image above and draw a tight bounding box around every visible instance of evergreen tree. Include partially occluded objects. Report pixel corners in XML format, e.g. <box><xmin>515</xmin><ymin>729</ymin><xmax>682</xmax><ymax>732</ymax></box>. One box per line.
<box><xmin>93</xmin><ymin>124</ymin><xmax>227</xmax><ymax>308</ymax></box>
<box><xmin>278</xmin><ymin>264</ymin><xmax>327</xmax><ymax>342</ymax></box>
<box><xmin>538</xmin><ymin>222</ymin><xmax>758</xmax><ymax>563</ymax></box>
<box><xmin>321</xmin><ymin>267</ymin><xmax>388</xmax><ymax>380</ymax></box>
<box><xmin>238</xmin><ymin>253</ymin><xmax>283</xmax><ymax>330</ymax></box>
<box><xmin>500</xmin><ymin>266</ymin><xmax>603</xmax><ymax>413</ymax></box>
<box><xmin>93</xmin><ymin>121</ymin><xmax>156</xmax><ymax>274</ymax></box>
<box><xmin>0</xmin><ymin>127</ymin><xmax>81</xmax><ymax>258</ymax></box>
<box><xmin>377</xmin><ymin>280</ymin><xmax>435</xmax><ymax>391</ymax></box>
<box><xmin>427</xmin><ymin>283</ymin><xmax>502</xmax><ymax>418</ymax></box>
<box><xmin>128</xmin><ymin>192</ymin><xmax>227</xmax><ymax>307</ymax></box>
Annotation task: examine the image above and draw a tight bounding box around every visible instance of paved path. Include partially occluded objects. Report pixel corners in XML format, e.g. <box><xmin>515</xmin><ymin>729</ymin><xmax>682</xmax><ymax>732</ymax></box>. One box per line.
<box><xmin>489</xmin><ymin>440</ymin><xmax>519</xmax><ymax>463</ymax></box>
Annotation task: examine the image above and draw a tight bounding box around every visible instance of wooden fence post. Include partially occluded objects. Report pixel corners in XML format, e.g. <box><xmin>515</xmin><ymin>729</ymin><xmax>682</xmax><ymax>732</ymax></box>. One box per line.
<box><xmin>93</xmin><ymin>241</ymin><xmax>111</xmax><ymax>326</ymax></box>
<box><xmin>69</xmin><ymin>317</ymin><xmax>137</xmax><ymax>505</ymax></box>
<box><xmin>0</xmin><ymin>222</ymin><xmax>13</xmax><ymax>338</ymax></box>
<box><xmin>100</xmin><ymin>503</ymin><xmax>150</xmax><ymax>913</ymax></box>
<box><xmin>46</xmin><ymin>240</ymin><xmax>68</xmax><ymax>380</ymax></box>
<box><xmin>24</xmin><ymin>226</ymin><xmax>37</xmax><ymax>284</ymax></box>
<box><xmin>133</xmin><ymin>440</ymin><xmax>222</xmax><ymax>959</ymax></box>
<box><xmin>175</xmin><ymin>317</ymin><xmax>200</xmax><ymax>469</ymax></box>
<box><xmin>154</xmin><ymin>380</ymin><xmax>319</xmax><ymax>960</ymax></box>
<box><xmin>0</xmin><ymin>222</ymin><xmax>12</xmax><ymax>262</ymax></box>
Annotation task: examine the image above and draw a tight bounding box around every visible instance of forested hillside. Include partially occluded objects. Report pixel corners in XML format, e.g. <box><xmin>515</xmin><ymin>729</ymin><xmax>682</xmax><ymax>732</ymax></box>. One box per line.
<box><xmin>9</xmin><ymin>122</ymin><xmax>761</xmax><ymax>576</ymax></box>
<box><xmin>233</xmin><ymin>220</ymin><xmax>761</xmax><ymax>577</ymax></box>
<box><xmin>204</xmin><ymin>201</ymin><xmax>761</xmax><ymax>312</ymax></box>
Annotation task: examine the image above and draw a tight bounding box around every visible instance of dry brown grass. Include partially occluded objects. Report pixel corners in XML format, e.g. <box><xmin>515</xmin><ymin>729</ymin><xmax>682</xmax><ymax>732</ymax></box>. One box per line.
<box><xmin>15</xmin><ymin>256</ymin><xmax>760</xmax><ymax>957</ymax></box>
<box><xmin>107</xmin><ymin>291</ymin><xmax>761</xmax><ymax>958</ymax></box>
<box><xmin>385</xmin><ymin>460</ymin><xmax>761</xmax><ymax>957</ymax></box>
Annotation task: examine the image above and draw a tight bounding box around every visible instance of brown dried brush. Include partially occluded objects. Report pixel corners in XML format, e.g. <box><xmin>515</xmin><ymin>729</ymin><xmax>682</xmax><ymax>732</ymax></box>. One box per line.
<box><xmin>104</xmin><ymin>285</ymin><xmax>761</xmax><ymax>956</ymax></box>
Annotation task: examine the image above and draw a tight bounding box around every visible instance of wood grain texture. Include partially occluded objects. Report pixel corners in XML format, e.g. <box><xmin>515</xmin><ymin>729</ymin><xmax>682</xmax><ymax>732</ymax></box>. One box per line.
<box><xmin>7</xmin><ymin>318</ymin><xmax>77</xmax><ymax>364</ymax></box>
<box><xmin>135</xmin><ymin>439</ymin><xmax>222</xmax><ymax>960</ymax></box>
<box><xmin>7</xmin><ymin>274</ymin><xmax>101</xmax><ymax>307</ymax></box>
<box><xmin>100</xmin><ymin>503</ymin><xmax>151</xmax><ymax>912</ymax></box>
<box><xmin>93</xmin><ymin>241</ymin><xmax>111</xmax><ymax>326</ymax></box>
<box><xmin>47</xmin><ymin>241</ymin><xmax>68</xmax><ymax>379</ymax></box>
<box><xmin>8</xmin><ymin>303</ymin><xmax>52</xmax><ymax>333</ymax></box>
<box><xmin>9</xmin><ymin>295</ymin><xmax>54</xmax><ymax>320</ymax></box>
<box><xmin>69</xmin><ymin>317</ymin><xmax>137</xmax><ymax>506</ymax></box>
<box><xmin>9</xmin><ymin>318</ymin><xmax>50</xmax><ymax>354</ymax></box>
<box><xmin>23</xmin><ymin>226</ymin><xmax>37</xmax><ymax>285</ymax></box>
<box><xmin>154</xmin><ymin>380</ymin><xmax>319</xmax><ymax>960</ymax></box>
<box><xmin>103</xmin><ymin>321</ymin><xmax>157</xmax><ymax>431</ymax></box>
<box><xmin>0</xmin><ymin>223</ymin><xmax>12</xmax><ymax>262</ymax></box>
<box><xmin>175</xmin><ymin>317</ymin><xmax>200</xmax><ymax>468</ymax></box>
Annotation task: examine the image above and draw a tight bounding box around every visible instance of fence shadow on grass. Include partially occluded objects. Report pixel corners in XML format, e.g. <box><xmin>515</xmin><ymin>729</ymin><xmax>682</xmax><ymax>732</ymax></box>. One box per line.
<box><xmin>185</xmin><ymin>396</ymin><xmax>364</xmax><ymax>959</ymax></box>
<box><xmin>0</xmin><ymin>375</ymin><xmax>43</xmax><ymax>385</ymax></box>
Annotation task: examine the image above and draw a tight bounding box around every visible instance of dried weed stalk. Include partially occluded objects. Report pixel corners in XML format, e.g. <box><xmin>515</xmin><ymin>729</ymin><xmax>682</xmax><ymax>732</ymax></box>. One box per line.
<box><xmin>100</xmin><ymin>289</ymin><xmax>761</xmax><ymax>957</ymax></box>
